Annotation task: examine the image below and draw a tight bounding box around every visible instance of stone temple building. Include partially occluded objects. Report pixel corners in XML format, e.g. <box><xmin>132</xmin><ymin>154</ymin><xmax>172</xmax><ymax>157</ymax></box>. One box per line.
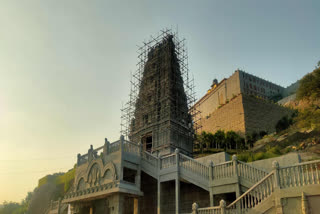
<box><xmin>129</xmin><ymin>35</ymin><xmax>193</xmax><ymax>156</ymax></box>
<box><xmin>194</xmin><ymin>70</ymin><xmax>295</xmax><ymax>136</ymax></box>
<box><xmin>47</xmin><ymin>32</ymin><xmax>320</xmax><ymax>214</ymax></box>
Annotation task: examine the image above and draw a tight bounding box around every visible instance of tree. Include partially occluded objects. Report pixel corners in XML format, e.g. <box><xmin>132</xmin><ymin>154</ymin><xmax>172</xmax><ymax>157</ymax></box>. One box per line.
<box><xmin>214</xmin><ymin>130</ymin><xmax>226</xmax><ymax>150</ymax></box>
<box><xmin>28</xmin><ymin>183</ymin><xmax>62</xmax><ymax>214</ymax></box>
<box><xmin>297</xmin><ymin>65</ymin><xmax>320</xmax><ymax>100</ymax></box>
<box><xmin>0</xmin><ymin>202</ymin><xmax>21</xmax><ymax>214</ymax></box>
<box><xmin>226</xmin><ymin>131</ymin><xmax>237</xmax><ymax>150</ymax></box>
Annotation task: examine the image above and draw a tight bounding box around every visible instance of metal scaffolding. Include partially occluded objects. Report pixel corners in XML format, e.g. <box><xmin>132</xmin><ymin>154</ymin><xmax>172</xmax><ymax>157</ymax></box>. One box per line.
<box><xmin>120</xmin><ymin>28</ymin><xmax>201</xmax><ymax>140</ymax></box>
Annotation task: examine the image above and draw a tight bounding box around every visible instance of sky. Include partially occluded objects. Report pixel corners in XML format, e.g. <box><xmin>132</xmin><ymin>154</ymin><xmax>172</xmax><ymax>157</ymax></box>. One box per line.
<box><xmin>0</xmin><ymin>0</ymin><xmax>319</xmax><ymax>202</ymax></box>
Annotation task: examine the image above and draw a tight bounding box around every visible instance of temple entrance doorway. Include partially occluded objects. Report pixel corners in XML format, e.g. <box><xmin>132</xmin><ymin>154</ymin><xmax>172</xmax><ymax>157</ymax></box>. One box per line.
<box><xmin>141</xmin><ymin>132</ymin><xmax>153</xmax><ymax>152</ymax></box>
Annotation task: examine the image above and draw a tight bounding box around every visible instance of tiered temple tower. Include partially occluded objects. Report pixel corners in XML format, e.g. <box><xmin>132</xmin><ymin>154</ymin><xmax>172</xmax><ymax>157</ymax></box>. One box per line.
<box><xmin>129</xmin><ymin>35</ymin><xmax>193</xmax><ymax>155</ymax></box>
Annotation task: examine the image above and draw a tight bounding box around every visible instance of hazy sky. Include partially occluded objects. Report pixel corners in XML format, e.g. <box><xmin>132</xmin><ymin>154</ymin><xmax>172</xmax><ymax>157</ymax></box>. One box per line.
<box><xmin>0</xmin><ymin>0</ymin><xmax>319</xmax><ymax>202</ymax></box>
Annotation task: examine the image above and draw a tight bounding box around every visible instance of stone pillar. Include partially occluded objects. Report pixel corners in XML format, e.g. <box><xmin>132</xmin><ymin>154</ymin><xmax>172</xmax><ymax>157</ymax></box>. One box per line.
<box><xmin>135</xmin><ymin>143</ymin><xmax>142</xmax><ymax>190</ymax></box>
<box><xmin>89</xmin><ymin>207</ymin><xmax>93</xmax><ymax>214</ymax></box>
<box><xmin>114</xmin><ymin>194</ymin><xmax>124</xmax><ymax>214</ymax></box>
<box><xmin>88</xmin><ymin>145</ymin><xmax>94</xmax><ymax>162</ymax></box>
<box><xmin>134</xmin><ymin>198</ymin><xmax>140</xmax><ymax>214</ymax></box>
<box><xmin>157</xmin><ymin>180</ymin><xmax>161</xmax><ymax>214</ymax></box>
<box><xmin>232</xmin><ymin>155</ymin><xmax>241</xmax><ymax>198</ymax></box>
<box><xmin>192</xmin><ymin>202</ymin><xmax>198</xmax><ymax>214</ymax></box>
<box><xmin>77</xmin><ymin>154</ymin><xmax>81</xmax><ymax>166</ymax></box>
<box><xmin>273</xmin><ymin>161</ymin><xmax>283</xmax><ymax>214</ymax></box>
<box><xmin>119</xmin><ymin>135</ymin><xmax>125</xmax><ymax>180</ymax></box>
<box><xmin>57</xmin><ymin>198</ymin><xmax>61</xmax><ymax>214</ymax></box>
<box><xmin>220</xmin><ymin>200</ymin><xmax>226</xmax><ymax>214</ymax></box>
<box><xmin>103</xmin><ymin>138</ymin><xmax>110</xmax><ymax>155</ymax></box>
<box><xmin>175</xmin><ymin>149</ymin><xmax>180</xmax><ymax>214</ymax></box>
<box><xmin>209</xmin><ymin>160</ymin><xmax>214</xmax><ymax>206</ymax></box>
<box><xmin>120</xmin><ymin>135</ymin><xmax>125</xmax><ymax>151</ymax></box>
<box><xmin>301</xmin><ymin>192</ymin><xmax>308</xmax><ymax>214</ymax></box>
<box><xmin>157</xmin><ymin>153</ymin><xmax>161</xmax><ymax>214</ymax></box>
<box><xmin>273</xmin><ymin>161</ymin><xmax>281</xmax><ymax>189</ymax></box>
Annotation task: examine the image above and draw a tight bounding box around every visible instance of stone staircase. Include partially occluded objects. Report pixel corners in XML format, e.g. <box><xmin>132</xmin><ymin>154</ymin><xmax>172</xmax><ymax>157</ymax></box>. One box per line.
<box><xmin>53</xmin><ymin>139</ymin><xmax>319</xmax><ymax>213</ymax></box>
<box><xmin>191</xmin><ymin>159</ymin><xmax>320</xmax><ymax>214</ymax></box>
<box><xmin>140</xmin><ymin>149</ymin><xmax>268</xmax><ymax>193</ymax></box>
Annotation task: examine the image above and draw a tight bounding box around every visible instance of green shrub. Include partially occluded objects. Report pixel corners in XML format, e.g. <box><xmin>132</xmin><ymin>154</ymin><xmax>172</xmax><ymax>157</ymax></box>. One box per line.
<box><xmin>297</xmin><ymin>65</ymin><xmax>320</xmax><ymax>100</ymax></box>
<box><xmin>275</xmin><ymin>116</ymin><xmax>292</xmax><ymax>133</ymax></box>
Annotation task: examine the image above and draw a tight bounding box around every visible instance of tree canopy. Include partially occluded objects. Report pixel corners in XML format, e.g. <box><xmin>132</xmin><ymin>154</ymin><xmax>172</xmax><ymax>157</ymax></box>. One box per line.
<box><xmin>297</xmin><ymin>62</ymin><xmax>320</xmax><ymax>100</ymax></box>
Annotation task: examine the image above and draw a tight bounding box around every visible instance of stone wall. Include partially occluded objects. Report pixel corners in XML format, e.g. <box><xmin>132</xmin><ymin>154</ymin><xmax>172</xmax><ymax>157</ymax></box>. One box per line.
<box><xmin>160</xmin><ymin>181</ymin><xmax>210</xmax><ymax>214</ymax></box>
<box><xmin>199</xmin><ymin>94</ymin><xmax>246</xmax><ymax>135</ymax></box>
<box><xmin>247</xmin><ymin>153</ymin><xmax>301</xmax><ymax>172</ymax></box>
<box><xmin>196</xmin><ymin>152</ymin><xmax>231</xmax><ymax>165</ymax></box>
<box><xmin>242</xmin><ymin>94</ymin><xmax>294</xmax><ymax>134</ymax></box>
<box><xmin>199</xmin><ymin>94</ymin><xmax>294</xmax><ymax>136</ymax></box>
<box><xmin>196</xmin><ymin>72</ymin><xmax>241</xmax><ymax>119</ymax></box>
<box><xmin>140</xmin><ymin>172</ymin><xmax>157</xmax><ymax>214</ymax></box>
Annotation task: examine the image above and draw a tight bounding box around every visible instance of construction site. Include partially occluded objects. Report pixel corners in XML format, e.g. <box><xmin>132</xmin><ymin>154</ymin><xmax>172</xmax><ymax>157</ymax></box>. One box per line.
<box><xmin>44</xmin><ymin>30</ymin><xmax>320</xmax><ymax>214</ymax></box>
<box><xmin>120</xmin><ymin>29</ymin><xmax>201</xmax><ymax>156</ymax></box>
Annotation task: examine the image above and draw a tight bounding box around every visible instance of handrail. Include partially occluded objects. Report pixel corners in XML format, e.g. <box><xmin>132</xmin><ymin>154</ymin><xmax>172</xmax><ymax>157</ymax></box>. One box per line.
<box><xmin>160</xmin><ymin>153</ymin><xmax>176</xmax><ymax>159</ymax></box>
<box><xmin>198</xmin><ymin>206</ymin><xmax>221</xmax><ymax>214</ymax></box>
<box><xmin>141</xmin><ymin>151</ymin><xmax>158</xmax><ymax>167</ymax></box>
<box><xmin>180</xmin><ymin>153</ymin><xmax>209</xmax><ymax>168</ymax></box>
<box><xmin>237</xmin><ymin>161</ymin><xmax>269</xmax><ymax>183</ymax></box>
<box><xmin>93</xmin><ymin>146</ymin><xmax>104</xmax><ymax>152</ymax></box>
<box><xmin>227</xmin><ymin>171</ymin><xmax>275</xmax><ymax>210</ymax></box>
<box><xmin>212</xmin><ymin>161</ymin><xmax>234</xmax><ymax>179</ymax></box>
<box><xmin>213</xmin><ymin>160</ymin><xmax>233</xmax><ymax>166</ymax></box>
<box><xmin>123</xmin><ymin>140</ymin><xmax>140</xmax><ymax>155</ymax></box>
<box><xmin>179</xmin><ymin>153</ymin><xmax>210</xmax><ymax>180</ymax></box>
<box><xmin>161</xmin><ymin>153</ymin><xmax>176</xmax><ymax>169</ymax></box>
<box><xmin>238</xmin><ymin>160</ymin><xmax>269</xmax><ymax>173</ymax></box>
<box><xmin>280</xmin><ymin>159</ymin><xmax>320</xmax><ymax>169</ymax></box>
<box><xmin>279</xmin><ymin>160</ymin><xmax>320</xmax><ymax>188</ymax></box>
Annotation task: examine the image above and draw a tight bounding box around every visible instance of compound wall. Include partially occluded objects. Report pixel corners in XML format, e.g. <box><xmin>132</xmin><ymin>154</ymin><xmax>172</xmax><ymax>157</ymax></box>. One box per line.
<box><xmin>199</xmin><ymin>94</ymin><xmax>293</xmax><ymax>136</ymax></box>
<box><xmin>199</xmin><ymin>94</ymin><xmax>246</xmax><ymax>135</ymax></box>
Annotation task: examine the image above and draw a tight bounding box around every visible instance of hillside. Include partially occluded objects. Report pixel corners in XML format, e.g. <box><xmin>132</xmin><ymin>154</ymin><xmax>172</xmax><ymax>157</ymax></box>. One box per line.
<box><xmin>194</xmin><ymin>62</ymin><xmax>320</xmax><ymax>162</ymax></box>
<box><xmin>0</xmin><ymin>168</ymin><xmax>75</xmax><ymax>214</ymax></box>
<box><xmin>249</xmin><ymin>64</ymin><xmax>320</xmax><ymax>161</ymax></box>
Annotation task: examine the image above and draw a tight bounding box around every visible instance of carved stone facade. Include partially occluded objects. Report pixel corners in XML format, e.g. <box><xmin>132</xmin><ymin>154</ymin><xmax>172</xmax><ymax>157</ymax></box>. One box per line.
<box><xmin>55</xmin><ymin>140</ymin><xmax>320</xmax><ymax>214</ymax></box>
<box><xmin>129</xmin><ymin>35</ymin><xmax>193</xmax><ymax>155</ymax></box>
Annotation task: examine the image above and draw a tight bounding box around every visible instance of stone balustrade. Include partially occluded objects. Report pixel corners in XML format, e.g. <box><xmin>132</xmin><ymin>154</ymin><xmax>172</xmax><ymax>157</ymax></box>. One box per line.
<box><xmin>279</xmin><ymin>160</ymin><xmax>320</xmax><ymax>188</ymax></box>
<box><xmin>179</xmin><ymin>153</ymin><xmax>210</xmax><ymax>179</ymax></box>
<box><xmin>212</xmin><ymin>161</ymin><xmax>234</xmax><ymax>180</ymax></box>
<box><xmin>237</xmin><ymin>161</ymin><xmax>268</xmax><ymax>183</ymax></box>
<box><xmin>160</xmin><ymin>153</ymin><xmax>176</xmax><ymax>169</ymax></box>
<box><xmin>192</xmin><ymin>200</ymin><xmax>225</xmax><ymax>214</ymax></box>
<box><xmin>226</xmin><ymin>171</ymin><xmax>275</xmax><ymax>212</ymax></box>
<box><xmin>123</xmin><ymin>140</ymin><xmax>140</xmax><ymax>155</ymax></box>
<box><xmin>141</xmin><ymin>151</ymin><xmax>158</xmax><ymax>167</ymax></box>
<box><xmin>192</xmin><ymin>159</ymin><xmax>320</xmax><ymax>214</ymax></box>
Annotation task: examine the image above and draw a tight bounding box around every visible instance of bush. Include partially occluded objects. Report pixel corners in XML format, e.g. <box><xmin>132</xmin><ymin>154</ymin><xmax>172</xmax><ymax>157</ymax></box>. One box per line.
<box><xmin>259</xmin><ymin>131</ymin><xmax>268</xmax><ymax>138</ymax></box>
<box><xmin>294</xmin><ymin>108</ymin><xmax>320</xmax><ymax>130</ymax></box>
<box><xmin>275</xmin><ymin>116</ymin><xmax>292</xmax><ymax>133</ymax></box>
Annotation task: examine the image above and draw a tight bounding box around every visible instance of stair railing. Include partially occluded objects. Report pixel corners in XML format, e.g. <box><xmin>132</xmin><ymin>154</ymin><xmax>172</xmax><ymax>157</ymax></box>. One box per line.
<box><xmin>279</xmin><ymin>160</ymin><xmax>320</xmax><ymax>188</ymax></box>
<box><xmin>179</xmin><ymin>153</ymin><xmax>210</xmax><ymax>180</ymax></box>
<box><xmin>141</xmin><ymin>151</ymin><xmax>158</xmax><ymax>167</ymax></box>
<box><xmin>212</xmin><ymin>161</ymin><xmax>234</xmax><ymax>180</ymax></box>
<box><xmin>226</xmin><ymin>171</ymin><xmax>275</xmax><ymax>213</ymax></box>
<box><xmin>237</xmin><ymin>161</ymin><xmax>269</xmax><ymax>183</ymax></box>
<box><xmin>160</xmin><ymin>153</ymin><xmax>176</xmax><ymax>169</ymax></box>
